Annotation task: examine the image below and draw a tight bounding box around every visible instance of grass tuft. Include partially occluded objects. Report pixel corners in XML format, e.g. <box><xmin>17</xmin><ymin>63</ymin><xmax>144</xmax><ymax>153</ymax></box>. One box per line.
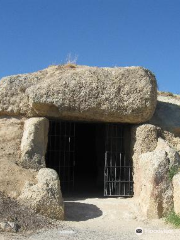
<box><xmin>166</xmin><ymin>211</ymin><xmax>180</xmax><ymax>228</ymax></box>
<box><xmin>48</xmin><ymin>53</ymin><xmax>78</xmax><ymax>69</ymax></box>
<box><xmin>168</xmin><ymin>165</ymin><xmax>180</xmax><ymax>181</ymax></box>
<box><xmin>63</xmin><ymin>63</ymin><xmax>77</xmax><ymax>68</ymax></box>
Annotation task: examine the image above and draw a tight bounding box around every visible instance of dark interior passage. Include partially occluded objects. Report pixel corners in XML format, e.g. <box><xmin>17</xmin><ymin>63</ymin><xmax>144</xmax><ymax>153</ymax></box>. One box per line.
<box><xmin>74</xmin><ymin>123</ymin><xmax>105</xmax><ymax>196</ymax></box>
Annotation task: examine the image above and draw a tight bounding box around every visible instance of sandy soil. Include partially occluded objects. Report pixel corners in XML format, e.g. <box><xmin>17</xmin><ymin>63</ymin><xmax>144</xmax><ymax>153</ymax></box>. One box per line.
<box><xmin>1</xmin><ymin>197</ymin><xmax>180</xmax><ymax>240</ymax></box>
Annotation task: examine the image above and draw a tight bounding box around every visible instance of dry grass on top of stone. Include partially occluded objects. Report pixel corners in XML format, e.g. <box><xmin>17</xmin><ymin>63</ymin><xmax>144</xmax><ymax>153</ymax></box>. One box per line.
<box><xmin>0</xmin><ymin>192</ymin><xmax>59</xmax><ymax>233</ymax></box>
<box><xmin>49</xmin><ymin>63</ymin><xmax>77</xmax><ymax>69</ymax></box>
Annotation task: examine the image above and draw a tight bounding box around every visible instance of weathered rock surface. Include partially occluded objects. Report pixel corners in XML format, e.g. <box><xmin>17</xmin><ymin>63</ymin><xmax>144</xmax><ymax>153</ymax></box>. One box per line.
<box><xmin>0</xmin><ymin>117</ymin><xmax>24</xmax><ymax>164</ymax></box>
<box><xmin>151</xmin><ymin>91</ymin><xmax>180</xmax><ymax>136</ymax></box>
<box><xmin>156</xmin><ymin>138</ymin><xmax>180</xmax><ymax>167</ymax></box>
<box><xmin>0</xmin><ymin>117</ymin><xmax>36</xmax><ymax>198</ymax></box>
<box><xmin>158</xmin><ymin>130</ymin><xmax>180</xmax><ymax>155</ymax></box>
<box><xmin>0</xmin><ymin>117</ymin><xmax>63</xmax><ymax>221</ymax></box>
<box><xmin>131</xmin><ymin>122</ymin><xmax>180</xmax><ymax>219</ymax></box>
<box><xmin>132</xmin><ymin>131</ymin><xmax>180</xmax><ymax>219</ymax></box>
<box><xmin>173</xmin><ymin>172</ymin><xmax>180</xmax><ymax>215</ymax></box>
<box><xmin>137</xmin><ymin>149</ymin><xmax>172</xmax><ymax>218</ymax></box>
<box><xmin>21</xmin><ymin>117</ymin><xmax>49</xmax><ymax>170</ymax></box>
<box><xmin>0</xmin><ymin>159</ymin><xmax>36</xmax><ymax>199</ymax></box>
<box><xmin>0</xmin><ymin>65</ymin><xmax>157</xmax><ymax>123</ymax></box>
<box><xmin>131</xmin><ymin>124</ymin><xmax>158</xmax><ymax>198</ymax></box>
<box><xmin>18</xmin><ymin>168</ymin><xmax>64</xmax><ymax>220</ymax></box>
<box><xmin>0</xmin><ymin>221</ymin><xmax>19</xmax><ymax>233</ymax></box>
<box><xmin>131</xmin><ymin>124</ymin><xmax>158</xmax><ymax>157</ymax></box>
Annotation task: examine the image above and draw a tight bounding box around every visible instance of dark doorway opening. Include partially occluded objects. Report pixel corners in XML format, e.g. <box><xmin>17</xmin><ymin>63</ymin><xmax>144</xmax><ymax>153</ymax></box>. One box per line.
<box><xmin>45</xmin><ymin>120</ymin><xmax>133</xmax><ymax>197</ymax></box>
<box><xmin>74</xmin><ymin>123</ymin><xmax>105</xmax><ymax>196</ymax></box>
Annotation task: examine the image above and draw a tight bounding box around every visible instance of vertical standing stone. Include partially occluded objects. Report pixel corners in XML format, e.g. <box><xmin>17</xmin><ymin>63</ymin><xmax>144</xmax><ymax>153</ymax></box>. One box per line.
<box><xmin>21</xmin><ymin>117</ymin><xmax>49</xmax><ymax>170</ymax></box>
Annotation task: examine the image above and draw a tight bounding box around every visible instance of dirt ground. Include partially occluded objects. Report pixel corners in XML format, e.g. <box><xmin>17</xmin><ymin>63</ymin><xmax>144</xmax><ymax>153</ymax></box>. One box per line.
<box><xmin>1</xmin><ymin>197</ymin><xmax>180</xmax><ymax>240</ymax></box>
<box><xmin>0</xmin><ymin>192</ymin><xmax>55</xmax><ymax>233</ymax></box>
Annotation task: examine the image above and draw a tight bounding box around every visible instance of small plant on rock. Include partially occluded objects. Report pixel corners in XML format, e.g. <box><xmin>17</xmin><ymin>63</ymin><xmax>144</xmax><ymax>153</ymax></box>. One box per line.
<box><xmin>168</xmin><ymin>165</ymin><xmax>180</xmax><ymax>181</ymax></box>
<box><xmin>166</xmin><ymin>211</ymin><xmax>180</xmax><ymax>228</ymax></box>
<box><xmin>63</xmin><ymin>53</ymin><xmax>78</xmax><ymax>68</ymax></box>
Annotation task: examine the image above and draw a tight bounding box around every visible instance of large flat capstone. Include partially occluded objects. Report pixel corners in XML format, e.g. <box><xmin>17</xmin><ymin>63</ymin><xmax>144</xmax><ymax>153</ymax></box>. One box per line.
<box><xmin>0</xmin><ymin>65</ymin><xmax>157</xmax><ymax>123</ymax></box>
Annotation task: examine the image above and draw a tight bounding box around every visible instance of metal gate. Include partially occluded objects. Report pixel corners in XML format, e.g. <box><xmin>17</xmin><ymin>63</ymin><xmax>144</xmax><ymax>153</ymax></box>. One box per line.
<box><xmin>104</xmin><ymin>124</ymin><xmax>133</xmax><ymax>196</ymax></box>
<box><xmin>45</xmin><ymin>120</ymin><xmax>75</xmax><ymax>193</ymax></box>
<box><xmin>46</xmin><ymin>120</ymin><xmax>133</xmax><ymax>196</ymax></box>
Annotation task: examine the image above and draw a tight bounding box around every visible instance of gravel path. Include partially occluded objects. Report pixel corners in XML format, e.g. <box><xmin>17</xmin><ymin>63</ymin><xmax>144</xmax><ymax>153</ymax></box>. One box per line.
<box><xmin>1</xmin><ymin>197</ymin><xmax>180</xmax><ymax>240</ymax></box>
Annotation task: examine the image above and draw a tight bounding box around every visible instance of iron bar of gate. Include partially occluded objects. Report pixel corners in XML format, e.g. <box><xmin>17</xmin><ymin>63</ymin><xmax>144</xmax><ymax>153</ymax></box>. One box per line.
<box><xmin>104</xmin><ymin>124</ymin><xmax>133</xmax><ymax>197</ymax></box>
<box><xmin>110</xmin><ymin>125</ymin><xmax>112</xmax><ymax>195</ymax></box>
<box><xmin>46</xmin><ymin>120</ymin><xmax>75</xmax><ymax>194</ymax></box>
<box><xmin>120</xmin><ymin>152</ymin><xmax>121</xmax><ymax>195</ymax></box>
<box><xmin>104</xmin><ymin>151</ymin><xmax>107</xmax><ymax>196</ymax></box>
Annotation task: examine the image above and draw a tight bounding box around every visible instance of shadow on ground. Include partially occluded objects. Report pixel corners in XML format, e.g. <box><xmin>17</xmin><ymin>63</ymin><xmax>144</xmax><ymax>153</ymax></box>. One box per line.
<box><xmin>64</xmin><ymin>201</ymin><xmax>103</xmax><ymax>221</ymax></box>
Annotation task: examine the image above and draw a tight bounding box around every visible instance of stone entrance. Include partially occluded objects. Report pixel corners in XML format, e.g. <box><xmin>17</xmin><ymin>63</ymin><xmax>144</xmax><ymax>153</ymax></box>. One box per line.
<box><xmin>45</xmin><ymin>120</ymin><xmax>133</xmax><ymax>197</ymax></box>
<box><xmin>2</xmin><ymin>65</ymin><xmax>180</xmax><ymax>221</ymax></box>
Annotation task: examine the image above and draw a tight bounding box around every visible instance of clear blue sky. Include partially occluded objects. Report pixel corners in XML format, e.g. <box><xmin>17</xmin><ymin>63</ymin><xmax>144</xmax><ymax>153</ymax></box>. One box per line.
<box><xmin>0</xmin><ymin>0</ymin><xmax>180</xmax><ymax>93</ymax></box>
